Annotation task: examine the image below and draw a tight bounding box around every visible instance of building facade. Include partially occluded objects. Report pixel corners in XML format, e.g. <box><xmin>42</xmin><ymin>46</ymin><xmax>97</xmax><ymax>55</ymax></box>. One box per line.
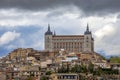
<box><xmin>50</xmin><ymin>73</ymin><xmax>79</xmax><ymax>80</ymax></box>
<box><xmin>44</xmin><ymin>24</ymin><xmax>94</xmax><ymax>53</ymax></box>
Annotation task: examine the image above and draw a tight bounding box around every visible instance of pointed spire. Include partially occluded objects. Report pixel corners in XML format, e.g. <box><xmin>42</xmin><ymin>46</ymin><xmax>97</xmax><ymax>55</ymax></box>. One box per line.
<box><xmin>84</xmin><ymin>23</ymin><xmax>91</xmax><ymax>34</ymax></box>
<box><xmin>48</xmin><ymin>24</ymin><xmax>51</xmax><ymax>31</ymax></box>
<box><xmin>45</xmin><ymin>24</ymin><xmax>53</xmax><ymax>35</ymax></box>
<box><xmin>87</xmin><ymin>23</ymin><xmax>89</xmax><ymax>31</ymax></box>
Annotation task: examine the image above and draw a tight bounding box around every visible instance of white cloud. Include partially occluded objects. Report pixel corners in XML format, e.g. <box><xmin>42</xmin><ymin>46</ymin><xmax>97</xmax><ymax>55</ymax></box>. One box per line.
<box><xmin>0</xmin><ymin>9</ymin><xmax>49</xmax><ymax>27</ymax></box>
<box><xmin>94</xmin><ymin>22</ymin><xmax>120</xmax><ymax>56</ymax></box>
<box><xmin>94</xmin><ymin>24</ymin><xmax>115</xmax><ymax>40</ymax></box>
<box><xmin>0</xmin><ymin>31</ymin><xmax>21</xmax><ymax>45</ymax></box>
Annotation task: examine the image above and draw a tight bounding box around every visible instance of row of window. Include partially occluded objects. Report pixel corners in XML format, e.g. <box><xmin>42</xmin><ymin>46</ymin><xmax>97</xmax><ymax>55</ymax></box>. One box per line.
<box><xmin>53</xmin><ymin>40</ymin><xmax>84</xmax><ymax>42</ymax></box>
<box><xmin>53</xmin><ymin>43</ymin><xmax>83</xmax><ymax>46</ymax></box>
<box><xmin>53</xmin><ymin>38</ymin><xmax>84</xmax><ymax>41</ymax></box>
<box><xmin>53</xmin><ymin>43</ymin><xmax>82</xmax><ymax>48</ymax></box>
<box><xmin>53</xmin><ymin>48</ymin><xmax>83</xmax><ymax>52</ymax></box>
<box><xmin>54</xmin><ymin>46</ymin><xmax>82</xmax><ymax>48</ymax></box>
<box><xmin>57</xmin><ymin>75</ymin><xmax>78</xmax><ymax>79</ymax></box>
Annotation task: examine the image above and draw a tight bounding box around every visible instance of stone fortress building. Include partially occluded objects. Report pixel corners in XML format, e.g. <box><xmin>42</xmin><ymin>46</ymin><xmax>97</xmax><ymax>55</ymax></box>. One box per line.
<box><xmin>44</xmin><ymin>24</ymin><xmax>94</xmax><ymax>53</ymax></box>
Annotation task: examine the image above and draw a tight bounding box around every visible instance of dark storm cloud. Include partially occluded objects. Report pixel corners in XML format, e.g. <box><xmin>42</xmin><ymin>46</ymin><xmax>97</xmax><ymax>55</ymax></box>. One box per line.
<box><xmin>0</xmin><ymin>0</ymin><xmax>68</xmax><ymax>10</ymax></box>
<box><xmin>0</xmin><ymin>0</ymin><xmax>120</xmax><ymax>15</ymax></box>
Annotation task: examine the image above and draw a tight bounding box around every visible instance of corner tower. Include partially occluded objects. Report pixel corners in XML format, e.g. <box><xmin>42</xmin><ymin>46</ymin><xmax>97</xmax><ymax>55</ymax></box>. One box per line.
<box><xmin>45</xmin><ymin>24</ymin><xmax>53</xmax><ymax>51</ymax></box>
<box><xmin>83</xmin><ymin>24</ymin><xmax>94</xmax><ymax>53</ymax></box>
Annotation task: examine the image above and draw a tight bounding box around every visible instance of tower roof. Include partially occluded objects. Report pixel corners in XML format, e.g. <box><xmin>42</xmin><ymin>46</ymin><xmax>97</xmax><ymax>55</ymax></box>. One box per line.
<box><xmin>84</xmin><ymin>24</ymin><xmax>91</xmax><ymax>34</ymax></box>
<box><xmin>87</xmin><ymin>23</ymin><xmax>89</xmax><ymax>31</ymax></box>
<box><xmin>45</xmin><ymin>24</ymin><xmax>53</xmax><ymax>35</ymax></box>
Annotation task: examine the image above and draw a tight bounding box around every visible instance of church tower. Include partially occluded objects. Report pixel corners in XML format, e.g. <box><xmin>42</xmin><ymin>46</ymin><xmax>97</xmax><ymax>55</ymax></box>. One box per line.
<box><xmin>83</xmin><ymin>24</ymin><xmax>94</xmax><ymax>53</ymax></box>
<box><xmin>45</xmin><ymin>24</ymin><xmax>53</xmax><ymax>51</ymax></box>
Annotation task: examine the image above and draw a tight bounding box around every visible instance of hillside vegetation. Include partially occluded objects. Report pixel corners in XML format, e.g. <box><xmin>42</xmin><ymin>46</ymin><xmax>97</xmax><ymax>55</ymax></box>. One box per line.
<box><xmin>110</xmin><ymin>56</ymin><xmax>120</xmax><ymax>63</ymax></box>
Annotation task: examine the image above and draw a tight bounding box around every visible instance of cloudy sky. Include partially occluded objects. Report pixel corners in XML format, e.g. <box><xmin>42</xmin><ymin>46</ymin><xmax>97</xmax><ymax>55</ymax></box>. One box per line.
<box><xmin>0</xmin><ymin>0</ymin><xmax>120</xmax><ymax>57</ymax></box>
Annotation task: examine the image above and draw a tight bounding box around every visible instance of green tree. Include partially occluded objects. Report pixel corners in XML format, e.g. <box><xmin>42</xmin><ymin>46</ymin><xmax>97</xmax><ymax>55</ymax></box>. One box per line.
<box><xmin>109</xmin><ymin>56</ymin><xmax>120</xmax><ymax>63</ymax></box>
<box><xmin>71</xmin><ymin>64</ymin><xmax>82</xmax><ymax>73</ymax></box>
<box><xmin>58</xmin><ymin>65</ymin><xmax>69</xmax><ymax>73</ymax></box>
<box><xmin>81</xmin><ymin>65</ymin><xmax>87</xmax><ymax>73</ymax></box>
<box><xmin>41</xmin><ymin>76</ymin><xmax>47</xmax><ymax>80</ymax></box>
<box><xmin>27</xmin><ymin>77</ymin><xmax>32</xmax><ymax>80</ymax></box>
<box><xmin>46</xmin><ymin>71</ymin><xmax>52</xmax><ymax>75</ymax></box>
<box><xmin>88</xmin><ymin>62</ymin><xmax>94</xmax><ymax>73</ymax></box>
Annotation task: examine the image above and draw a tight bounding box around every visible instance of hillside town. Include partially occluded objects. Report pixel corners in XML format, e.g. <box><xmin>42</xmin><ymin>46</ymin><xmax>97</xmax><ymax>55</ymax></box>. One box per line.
<box><xmin>0</xmin><ymin>25</ymin><xmax>120</xmax><ymax>80</ymax></box>
<box><xmin>0</xmin><ymin>48</ymin><xmax>119</xmax><ymax>80</ymax></box>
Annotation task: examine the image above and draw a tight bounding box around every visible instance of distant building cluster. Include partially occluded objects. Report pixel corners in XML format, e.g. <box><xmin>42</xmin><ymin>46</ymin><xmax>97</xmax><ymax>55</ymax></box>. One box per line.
<box><xmin>0</xmin><ymin>48</ymin><xmax>119</xmax><ymax>80</ymax></box>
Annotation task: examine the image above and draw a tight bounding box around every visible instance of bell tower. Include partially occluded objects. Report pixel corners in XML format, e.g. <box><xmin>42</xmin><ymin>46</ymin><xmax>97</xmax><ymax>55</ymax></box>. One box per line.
<box><xmin>44</xmin><ymin>24</ymin><xmax>53</xmax><ymax>51</ymax></box>
<box><xmin>83</xmin><ymin>24</ymin><xmax>94</xmax><ymax>53</ymax></box>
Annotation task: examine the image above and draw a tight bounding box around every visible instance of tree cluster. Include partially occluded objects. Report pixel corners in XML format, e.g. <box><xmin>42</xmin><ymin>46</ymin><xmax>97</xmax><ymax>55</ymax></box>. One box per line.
<box><xmin>58</xmin><ymin>63</ymin><xmax>119</xmax><ymax>76</ymax></box>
